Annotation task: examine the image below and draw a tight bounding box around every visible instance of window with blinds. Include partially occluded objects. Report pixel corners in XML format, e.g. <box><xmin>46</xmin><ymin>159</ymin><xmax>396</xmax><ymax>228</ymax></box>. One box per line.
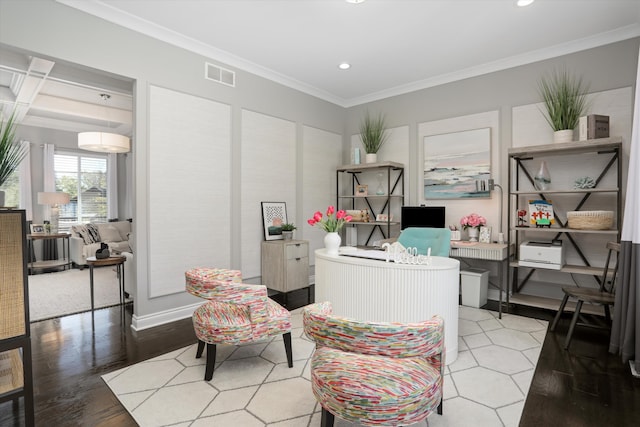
<box><xmin>54</xmin><ymin>152</ymin><xmax>108</xmax><ymax>231</ymax></box>
<box><xmin>0</xmin><ymin>170</ymin><xmax>19</xmax><ymax>207</ymax></box>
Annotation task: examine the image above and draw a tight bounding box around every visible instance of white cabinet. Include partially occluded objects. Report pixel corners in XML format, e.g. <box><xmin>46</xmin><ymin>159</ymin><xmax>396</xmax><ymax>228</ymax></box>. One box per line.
<box><xmin>507</xmin><ymin>137</ymin><xmax>622</xmax><ymax>311</ymax></box>
<box><xmin>336</xmin><ymin>161</ymin><xmax>405</xmax><ymax>246</ymax></box>
<box><xmin>261</xmin><ymin>239</ymin><xmax>310</xmax><ymax>306</ymax></box>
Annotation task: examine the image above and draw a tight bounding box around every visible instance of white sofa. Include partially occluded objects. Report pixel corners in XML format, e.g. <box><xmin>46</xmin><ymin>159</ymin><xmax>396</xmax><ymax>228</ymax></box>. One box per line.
<box><xmin>70</xmin><ymin>220</ymin><xmax>132</xmax><ymax>267</ymax></box>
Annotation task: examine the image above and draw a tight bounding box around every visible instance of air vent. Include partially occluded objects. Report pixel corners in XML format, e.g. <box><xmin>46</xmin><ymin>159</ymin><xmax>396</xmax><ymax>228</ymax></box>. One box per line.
<box><xmin>205</xmin><ymin>62</ymin><xmax>235</xmax><ymax>87</ymax></box>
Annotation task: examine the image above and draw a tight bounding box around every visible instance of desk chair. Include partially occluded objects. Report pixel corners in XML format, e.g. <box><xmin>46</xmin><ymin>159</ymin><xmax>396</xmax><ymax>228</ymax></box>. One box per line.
<box><xmin>397</xmin><ymin>227</ymin><xmax>451</xmax><ymax>257</ymax></box>
<box><xmin>303</xmin><ymin>301</ymin><xmax>444</xmax><ymax>427</ymax></box>
<box><xmin>550</xmin><ymin>242</ymin><xmax>620</xmax><ymax>350</ymax></box>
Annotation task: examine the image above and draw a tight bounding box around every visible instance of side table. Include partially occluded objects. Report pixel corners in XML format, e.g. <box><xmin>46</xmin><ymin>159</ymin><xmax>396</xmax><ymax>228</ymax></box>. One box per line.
<box><xmin>86</xmin><ymin>255</ymin><xmax>126</xmax><ymax>312</ymax></box>
<box><xmin>27</xmin><ymin>232</ymin><xmax>71</xmax><ymax>274</ymax></box>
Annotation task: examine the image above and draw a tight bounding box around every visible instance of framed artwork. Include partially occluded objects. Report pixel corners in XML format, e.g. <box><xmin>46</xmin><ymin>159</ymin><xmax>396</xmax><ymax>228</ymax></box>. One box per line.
<box><xmin>375</xmin><ymin>213</ymin><xmax>393</xmax><ymax>222</ymax></box>
<box><xmin>479</xmin><ymin>226</ymin><xmax>492</xmax><ymax>243</ymax></box>
<box><xmin>355</xmin><ymin>184</ymin><xmax>368</xmax><ymax>197</ymax></box>
<box><xmin>30</xmin><ymin>224</ymin><xmax>45</xmax><ymax>234</ymax></box>
<box><xmin>423</xmin><ymin>127</ymin><xmax>491</xmax><ymax>199</ymax></box>
<box><xmin>528</xmin><ymin>199</ymin><xmax>554</xmax><ymax>227</ymax></box>
<box><xmin>261</xmin><ymin>202</ymin><xmax>287</xmax><ymax>240</ymax></box>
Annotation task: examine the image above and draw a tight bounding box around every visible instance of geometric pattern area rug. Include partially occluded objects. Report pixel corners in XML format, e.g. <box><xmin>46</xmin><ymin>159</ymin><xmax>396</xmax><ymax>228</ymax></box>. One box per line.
<box><xmin>102</xmin><ymin>306</ymin><xmax>548</xmax><ymax>427</ymax></box>
<box><xmin>29</xmin><ymin>266</ymin><xmax>123</xmax><ymax>322</ymax></box>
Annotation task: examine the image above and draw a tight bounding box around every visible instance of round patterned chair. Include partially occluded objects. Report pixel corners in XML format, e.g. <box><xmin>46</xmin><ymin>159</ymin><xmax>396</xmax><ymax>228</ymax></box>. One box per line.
<box><xmin>186</xmin><ymin>267</ymin><xmax>293</xmax><ymax>381</ymax></box>
<box><xmin>303</xmin><ymin>301</ymin><xmax>444</xmax><ymax>426</ymax></box>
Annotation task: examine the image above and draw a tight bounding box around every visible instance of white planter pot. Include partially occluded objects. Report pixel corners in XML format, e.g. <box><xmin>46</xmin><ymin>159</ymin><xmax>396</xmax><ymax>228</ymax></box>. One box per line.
<box><xmin>553</xmin><ymin>129</ymin><xmax>574</xmax><ymax>143</ymax></box>
<box><xmin>365</xmin><ymin>153</ymin><xmax>377</xmax><ymax>164</ymax></box>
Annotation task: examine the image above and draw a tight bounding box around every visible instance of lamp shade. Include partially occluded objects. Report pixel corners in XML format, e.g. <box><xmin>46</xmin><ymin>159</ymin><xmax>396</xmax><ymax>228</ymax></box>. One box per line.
<box><xmin>78</xmin><ymin>132</ymin><xmax>130</xmax><ymax>153</ymax></box>
<box><xmin>37</xmin><ymin>192</ymin><xmax>70</xmax><ymax>205</ymax></box>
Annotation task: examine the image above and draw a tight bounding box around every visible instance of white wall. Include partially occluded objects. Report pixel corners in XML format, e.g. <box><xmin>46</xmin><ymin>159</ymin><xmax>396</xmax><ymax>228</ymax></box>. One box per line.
<box><xmin>2</xmin><ymin>0</ymin><xmax>638</xmax><ymax>325</ymax></box>
<box><xmin>0</xmin><ymin>0</ymin><xmax>344</xmax><ymax>329</ymax></box>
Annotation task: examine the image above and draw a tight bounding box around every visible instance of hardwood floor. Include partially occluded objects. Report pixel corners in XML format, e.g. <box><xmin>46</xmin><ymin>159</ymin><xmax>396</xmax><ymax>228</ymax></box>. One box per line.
<box><xmin>2</xmin><ymin>290</ymin><xmax>639</xmax><ymax>426</ymax></box>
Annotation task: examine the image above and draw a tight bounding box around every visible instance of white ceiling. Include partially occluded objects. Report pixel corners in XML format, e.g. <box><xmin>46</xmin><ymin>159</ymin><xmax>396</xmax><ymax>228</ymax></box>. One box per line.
<box><xmin>1</xmin><ymin>0</ymin><xmax>640</xmax><ymax>134</ymax></box>
<box><xmin>61</xmin><ymin>0</ymin><xmax>640</xmax><ymax>107</ymax></box>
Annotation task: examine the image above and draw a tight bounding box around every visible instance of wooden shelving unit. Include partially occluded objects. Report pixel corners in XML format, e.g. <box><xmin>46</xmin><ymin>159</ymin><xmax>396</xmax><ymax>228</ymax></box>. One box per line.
<box><xmin>507</xmin><ymin>137</ymin><xmax>622</xmax><ymax>311</ymax></box>
<box><xmin>336</xmin><ymin>161</ymin><xmax>405</xmax><ymax>245</ymax></box>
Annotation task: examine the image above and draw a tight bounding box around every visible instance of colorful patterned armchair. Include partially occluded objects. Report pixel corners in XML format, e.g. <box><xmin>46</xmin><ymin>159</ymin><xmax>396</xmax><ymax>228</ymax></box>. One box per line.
<box><xmin>186</xmin><ymin>267</ymin><xmax>293</xmax><ymax>380</ymax></box>
<box><xmin>303</xmin><ymin>302</ymin><xmax>444</xmax><ymax>426</ymax></box>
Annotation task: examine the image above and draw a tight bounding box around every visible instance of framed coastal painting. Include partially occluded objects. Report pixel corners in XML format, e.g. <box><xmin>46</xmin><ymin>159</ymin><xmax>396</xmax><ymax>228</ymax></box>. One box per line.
<box><xmin>423</xmin><ymin>127</ymin><xmax>491</xmax><ymax>199</ymax></box>
<box><xmin>261</xmin><ymin>202</ymin><xmax>287</xmax><ymax>240</ymax></box>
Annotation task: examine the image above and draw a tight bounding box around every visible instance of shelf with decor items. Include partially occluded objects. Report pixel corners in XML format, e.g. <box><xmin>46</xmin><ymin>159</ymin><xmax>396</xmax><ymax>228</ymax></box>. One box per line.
<box><xmin>0</xmin><ymin>209</ymin><xmax>35</xmax><ymax>426</ymax></box>
<box><xmin>506</xmin><ymin>137</ymin><xmax>621</xmax><ymax>312</ymax></box>
<box><xmin>336</xmin><ymin>161</ymin><xmax>405</xmax><ymax>246</ymax></box>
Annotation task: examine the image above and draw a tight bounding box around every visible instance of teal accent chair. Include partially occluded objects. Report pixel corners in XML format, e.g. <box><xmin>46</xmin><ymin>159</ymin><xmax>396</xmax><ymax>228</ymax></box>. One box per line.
<box><xmin>397</xmin><ymin>227</ymin><xmax>451</xmax><ymax>257</ymax></box>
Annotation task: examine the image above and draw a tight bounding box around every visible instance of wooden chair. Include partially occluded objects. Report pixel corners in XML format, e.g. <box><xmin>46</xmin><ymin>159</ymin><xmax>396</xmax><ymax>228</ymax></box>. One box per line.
<box><xmin>550</xmin><ymin>242</ymin><xmax>620</xmax><ymax>349</ymax></box>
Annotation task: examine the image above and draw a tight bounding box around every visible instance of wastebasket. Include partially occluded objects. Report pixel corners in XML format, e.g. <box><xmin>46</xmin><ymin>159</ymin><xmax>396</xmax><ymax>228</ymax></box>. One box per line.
<box><xmin>460</xmin><ymin>268</ymin><xmax>489</xmax><ymax>308</ymax></box>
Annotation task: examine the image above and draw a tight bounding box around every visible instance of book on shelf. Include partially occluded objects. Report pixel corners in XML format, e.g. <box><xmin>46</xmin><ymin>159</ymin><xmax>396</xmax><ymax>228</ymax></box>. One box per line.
<box><xmin>528</xmin><ymin>199</ymin><xmax>555</xmax><ymax>227</ymax></box>
<box><xmin>579</xmin><ymin>114</ymin><xmax>609</xmax><ymax>140</ymax></box>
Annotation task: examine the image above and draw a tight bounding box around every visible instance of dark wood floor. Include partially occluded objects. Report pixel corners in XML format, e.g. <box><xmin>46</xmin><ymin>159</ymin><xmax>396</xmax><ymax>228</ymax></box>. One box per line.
<box><xmin>2</xmin><ymin>289</ymin><xmax>639</xmax><ymax>426</ymax></box>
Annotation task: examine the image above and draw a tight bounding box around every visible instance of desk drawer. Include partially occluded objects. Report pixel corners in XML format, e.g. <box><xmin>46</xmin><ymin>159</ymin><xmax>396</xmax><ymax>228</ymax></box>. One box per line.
<box><xmin>285</xmin><ymin>257</ymin><xmax>309</xmax><ymax>291</ymax></box>
<box><xmin>285</xmin><ymin>242</ymin><xmax>308</xmax><ymax>260</ymax></box>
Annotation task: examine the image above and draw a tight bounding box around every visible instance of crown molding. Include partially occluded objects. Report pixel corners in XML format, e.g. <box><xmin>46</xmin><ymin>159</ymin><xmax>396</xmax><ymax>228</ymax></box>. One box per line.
<box><xmin>57</xmin><ymin>1</ymin><xmax>640</xmax><ymax>109</ymax></box>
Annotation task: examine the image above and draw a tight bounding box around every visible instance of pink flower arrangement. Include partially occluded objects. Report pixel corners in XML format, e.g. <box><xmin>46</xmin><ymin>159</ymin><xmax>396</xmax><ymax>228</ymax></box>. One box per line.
<box><xmin>460</xmin><ymin>213</ymin><xmax>486</xmax><ymax>230</ymax></box>
<box><xmin>307</xmin><ymin>205</ymin><xmax>352</xmax><ymax>233</ymax></box>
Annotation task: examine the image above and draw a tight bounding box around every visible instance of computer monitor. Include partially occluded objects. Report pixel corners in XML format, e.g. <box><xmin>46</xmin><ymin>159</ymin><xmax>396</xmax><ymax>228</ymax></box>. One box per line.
<box><xmin>401</xmin><ymin>206</ymin><xmax>446</xmax><ymax>230</ymax></box>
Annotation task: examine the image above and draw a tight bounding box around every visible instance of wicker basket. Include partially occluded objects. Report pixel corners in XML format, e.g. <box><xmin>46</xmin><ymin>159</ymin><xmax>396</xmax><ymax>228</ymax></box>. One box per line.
<box><xmin>567</xmin><ymin>211</ymin><xmax>614</xmax><ymax>230</ymax></box>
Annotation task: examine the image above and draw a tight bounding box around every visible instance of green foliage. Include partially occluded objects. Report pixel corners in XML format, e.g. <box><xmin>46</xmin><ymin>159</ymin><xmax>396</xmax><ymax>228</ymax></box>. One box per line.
<box><xmin>359</xmin><ymin>111</ymin><xmax>388</xmax><ymax>154</ymax></box>
<box><xmin>0</xmin><ymin>112</ymin><xmax>27</xmax><ymax>187</ymax></box>
<box><xmin>538</xmin><ymin>69</ymin><xmax>589</xmax><ymax>131</ymax></box>
<box><xmin>281</xmin><ymin>223</ymin><xmax>296</xmax><ymax>231</ymax></box>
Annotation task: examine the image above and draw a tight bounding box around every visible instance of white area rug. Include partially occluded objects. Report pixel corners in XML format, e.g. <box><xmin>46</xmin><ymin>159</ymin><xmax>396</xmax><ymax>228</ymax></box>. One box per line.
<box><xmin>29</xmin><ymin>267</ymin><xmax>122</xmax><ymax>321</ymax></box>
<box><xmin>103</xmin><ymin>306</ymin><xmax>548</xmax><ymax>427</ymax></box>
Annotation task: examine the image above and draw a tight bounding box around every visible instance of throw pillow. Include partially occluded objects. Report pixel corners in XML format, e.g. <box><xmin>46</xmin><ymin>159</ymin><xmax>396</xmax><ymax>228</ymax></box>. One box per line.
<box><xmin>71</xmin><ymin>224</ymin><xmax>92</xmax><ymax>245</ymax></box>
<box><xmin>100</xmin><ymin>225</ymin><xmax>121</xmax><ymax>243</ymax></box>
<box><xmin>86</xmin><ymin>223</ymin><xmax>102</xmax><ymax>243</ymax></box>
<box><xmin>72</xmin><ymin>224</ymin><xmax>102</xmax><ymax>244</ymax></box>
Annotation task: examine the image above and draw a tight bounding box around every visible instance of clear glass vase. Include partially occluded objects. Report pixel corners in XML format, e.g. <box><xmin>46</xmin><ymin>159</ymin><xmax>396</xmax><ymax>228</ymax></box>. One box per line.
<box><xmin>534</xmin><ymin>160</ymin><xmax>551</xmax><ymax>191</ymax></box>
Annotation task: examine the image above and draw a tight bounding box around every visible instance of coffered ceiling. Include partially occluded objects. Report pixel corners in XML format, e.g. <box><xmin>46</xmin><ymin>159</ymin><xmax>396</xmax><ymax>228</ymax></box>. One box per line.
<box><xmin>1</xmin><ymin>0</ymin><xmax>639</xmax><ymax>134</ymax></box>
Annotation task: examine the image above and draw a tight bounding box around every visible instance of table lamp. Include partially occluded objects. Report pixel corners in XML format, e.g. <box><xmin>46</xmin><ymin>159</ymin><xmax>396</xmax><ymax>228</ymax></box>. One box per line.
<box><xmin>37</xmin><ymin>191</ymin><xmax>70</xmax><ymax>233</ymax></box>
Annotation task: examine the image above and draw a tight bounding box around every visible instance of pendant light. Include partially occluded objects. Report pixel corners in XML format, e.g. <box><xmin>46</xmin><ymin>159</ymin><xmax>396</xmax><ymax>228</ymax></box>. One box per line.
<box><xmin>78</xmin><ymin>94</ymin><xmax>130</xmax><ymax>153</ymax></box>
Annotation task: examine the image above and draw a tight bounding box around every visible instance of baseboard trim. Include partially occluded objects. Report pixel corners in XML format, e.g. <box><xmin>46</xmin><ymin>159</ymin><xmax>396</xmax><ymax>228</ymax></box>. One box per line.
<box><xmin>131</xmin><ymin>301</ymin><xmax>201</xmax><ymax>331</ymax></box>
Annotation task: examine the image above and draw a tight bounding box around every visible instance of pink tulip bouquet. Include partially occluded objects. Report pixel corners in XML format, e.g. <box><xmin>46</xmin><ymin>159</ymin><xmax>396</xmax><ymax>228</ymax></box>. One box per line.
<box><xmin>308</xmin><ymin>205</ymin><xmax>352</xmax><ymax>232</ymax></box>
<box><xmin>460</xmin><ymin>213</ymin><xmax>486</xmax><ymax>230</ymax></box>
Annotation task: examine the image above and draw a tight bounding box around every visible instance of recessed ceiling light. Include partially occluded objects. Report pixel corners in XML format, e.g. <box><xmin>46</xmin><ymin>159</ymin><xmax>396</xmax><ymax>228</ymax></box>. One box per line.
<box><xmin>517</xmin><ymin>0</ymin><xmax>534</xmax><ymax>6</ymax></box>
<box><xmin>338</xmin><ymin>62</ymin><xmax>351</xmax><ymax>70</ymax></box>
<box><xmin>346</xmin><ymin>0</ymin><xmax>366</xmax><ymax>4</ymax></box>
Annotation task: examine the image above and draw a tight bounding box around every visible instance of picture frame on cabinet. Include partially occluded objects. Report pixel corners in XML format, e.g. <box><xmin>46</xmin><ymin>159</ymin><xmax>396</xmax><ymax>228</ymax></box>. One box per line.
<box><xmin>261</xmin><ymin>202</ymin><xmax>287</xmax><ymax>241</ymax></box>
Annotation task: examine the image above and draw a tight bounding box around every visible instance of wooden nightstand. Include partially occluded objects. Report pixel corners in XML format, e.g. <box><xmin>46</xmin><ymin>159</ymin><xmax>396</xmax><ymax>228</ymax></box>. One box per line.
<box><xmin>261</xmin><ymin>239</ymin><xmax>310</xmax><ymax>307</ymax></box>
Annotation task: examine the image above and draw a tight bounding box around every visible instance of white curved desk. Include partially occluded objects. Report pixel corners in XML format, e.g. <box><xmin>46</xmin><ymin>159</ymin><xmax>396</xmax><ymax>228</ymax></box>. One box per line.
<box><xmin>315</xmin><ymin>249</ymin><xmax>460</xmax><ymax>364</ymax></box>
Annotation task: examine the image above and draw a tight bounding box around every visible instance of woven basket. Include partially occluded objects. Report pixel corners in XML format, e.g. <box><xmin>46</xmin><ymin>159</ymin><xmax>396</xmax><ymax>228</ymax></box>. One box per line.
<box><xmin>567</xmin><ymin>211</ymin><xmax>613</xmax><ymax>230</ymax></box>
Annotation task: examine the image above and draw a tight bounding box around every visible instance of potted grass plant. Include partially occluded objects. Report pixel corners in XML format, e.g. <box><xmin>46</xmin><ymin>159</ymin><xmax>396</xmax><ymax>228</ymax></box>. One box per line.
<box><xmin>0</xmin><ymin>112</ymin><xmax>26</xmax><ymax>207</ymax></box>
<box><xmin>359</xmin><ymin>111</ymin><xmax>388</xmax><ymax>163</ymax></box>
<box><xmin>538</xmin><ymin>69</ymin><xmax>589</xmax><ymax>143</ymax></box>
